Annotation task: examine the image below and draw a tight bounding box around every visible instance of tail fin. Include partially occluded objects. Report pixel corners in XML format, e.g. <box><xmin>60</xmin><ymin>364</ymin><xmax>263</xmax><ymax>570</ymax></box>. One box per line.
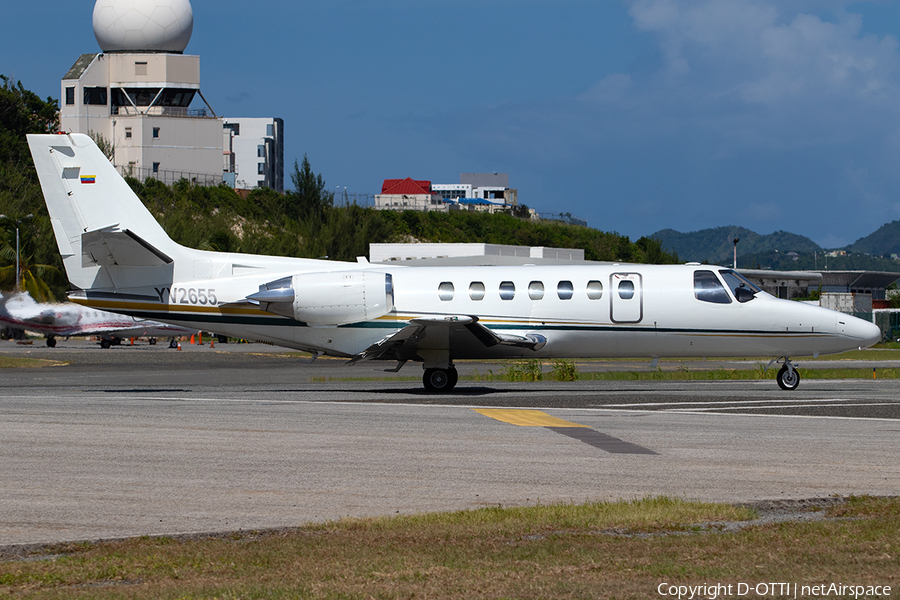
<box><xmin>27</xmin><ymin>133</ymin><xmax>186</xmax><ymax>291</ymax></box>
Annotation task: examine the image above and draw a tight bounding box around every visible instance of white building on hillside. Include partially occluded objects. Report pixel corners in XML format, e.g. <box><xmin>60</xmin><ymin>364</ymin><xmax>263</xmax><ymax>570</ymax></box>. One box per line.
<box><xmin>223</xmin><ymin>118</ymin><xmax>284</xmax><ymax>192</ymax></box>
<box><xmin>60</xmin><ymin>0</ymin><xmax>284</xmax><ymax>191</ymax></box>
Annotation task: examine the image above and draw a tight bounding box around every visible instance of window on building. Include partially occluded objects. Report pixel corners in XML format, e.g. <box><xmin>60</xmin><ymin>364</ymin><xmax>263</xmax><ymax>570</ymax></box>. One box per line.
<box><xmin>257</xmin><ymin>144</ymin><xmax>265</xmax><ymax>158</ymax></box>
<box><xmin>469</xmin><ymin>282</ymin><xmax>485</xmax><ymax>301</ymax></box>
<box><xmin>528</xmin><ymin>281</ymin><xmax>544</xmax><ymax>300</ymax></box>
<box><xmin>224</xmin><ymin>123</ymin><xmax>240</xmax><ymax>136</ymax></box>
<box><xmin>65</xmin><ymin>87</ymin><xmax>75</xmax><ymax>105</ymax></box>
<box><xmin>152</xmin><ymin>162</ymin><xmax>160</xmax><ymax>174</ymax></box>
<box><xmin>438</xmin><ymin>282</ymin><xmax>454</xmax><ymax>301</ymax></box>
<box><xmin>124</xmin><ymin>127</ymin><xmax>132</xmax><ymax>139</ymax></box>
<box><xmin>152</xmin><ymin>127</ymin><xmax>160</xmax><ymax>139</ymax></box>
<box><xmin>134</xmin><ymin>61</ymin><xmax>148</xmax><ymax>76</ymax></box>
<box><xmin>266</xmin><ymin>123</ymin><xmax>274</xmax><ymax>136</ymax></box>
<box><xmin>586</xmin><ymin>280</ymin><xmax>603</xmax><ymax>300</ymax></box>
<box><xmin>499</xmin><ymin>281</ymin><xmax>515</xmax><ymax>300</ymax></box>
<box><xmin>557</xmin><ymin>280</ymin><xmax>574</xmax><ymax>300</ymax></box>
<box><xmin>257</xmin><ymin>163</ymin><xmax>265</xmax><ymax>175</ymax></box>
<box><xmin>83</xmin><ymin>87</ymin><xmax>107</xmax><ymax>105</ymax></box>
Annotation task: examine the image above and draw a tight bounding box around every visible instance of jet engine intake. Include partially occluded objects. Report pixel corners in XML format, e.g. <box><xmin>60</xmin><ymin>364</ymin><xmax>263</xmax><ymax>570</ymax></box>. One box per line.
<box><xmin>248</xmin><ymin>271</ymin><xmax>393</xmax><ymax>326</ymax></box>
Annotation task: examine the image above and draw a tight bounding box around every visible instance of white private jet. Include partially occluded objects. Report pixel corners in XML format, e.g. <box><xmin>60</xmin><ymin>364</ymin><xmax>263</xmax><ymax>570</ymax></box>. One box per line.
<box><xmin>27</xmin><ymin>133</ymin><xmax>881</xmax><ymax>391</ymax></box>
<box><xmin>0</xmin><ymin>290</ymin><xmax>196</xmax><ymax>348</ymax></box>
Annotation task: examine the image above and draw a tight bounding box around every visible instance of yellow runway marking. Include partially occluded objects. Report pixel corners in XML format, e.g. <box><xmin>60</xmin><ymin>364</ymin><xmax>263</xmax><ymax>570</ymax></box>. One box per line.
<box><xmin>472</xmin><ymin>408</ymin><xmax>589</xmax><ymax>428</ymax></box>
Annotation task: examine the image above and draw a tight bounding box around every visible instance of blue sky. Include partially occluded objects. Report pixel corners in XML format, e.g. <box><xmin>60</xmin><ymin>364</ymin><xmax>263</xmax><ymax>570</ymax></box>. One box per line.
<box><xmin>4</xmin><ymin>0</ymin><xmax>900</xmax><ymax>248</ymax></box>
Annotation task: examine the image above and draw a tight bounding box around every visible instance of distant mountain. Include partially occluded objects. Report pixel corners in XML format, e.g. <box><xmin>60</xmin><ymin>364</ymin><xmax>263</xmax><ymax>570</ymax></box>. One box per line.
<box><xmin>848</xmin><ymin>220</ymin><xmax>900</xmax><ymax>256</ymax></box>
<box><xmin>650</xmin><ymin>226</ymin><xmax>822</xmax><ymax>264</ymax></box>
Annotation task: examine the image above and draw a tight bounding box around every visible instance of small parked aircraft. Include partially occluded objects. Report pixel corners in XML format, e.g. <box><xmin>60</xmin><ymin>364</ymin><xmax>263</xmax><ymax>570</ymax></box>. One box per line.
<box><xmin>0</xmin><ymin>290</ymin><xmax>196</xmax><ymax>347</ymax></box>
<box><xmin>27</xmin><ymin>133</ymin><xmax>881</xmax><ymax>390</ymax></box>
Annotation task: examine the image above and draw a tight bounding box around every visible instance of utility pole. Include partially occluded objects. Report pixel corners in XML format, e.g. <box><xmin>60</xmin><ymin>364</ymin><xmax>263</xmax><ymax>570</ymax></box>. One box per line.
<box><xmin>0</xmin><ymin>213</ymin><xmax>35</xmax><ymax>291</ymax></box>
<box><xmin>733</xmin><ymin>238</ymin><xmax>740</xmax><ymax>269</ymax></box>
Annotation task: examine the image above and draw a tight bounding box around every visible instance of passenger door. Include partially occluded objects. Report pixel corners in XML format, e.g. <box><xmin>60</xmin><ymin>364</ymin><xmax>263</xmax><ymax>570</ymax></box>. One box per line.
<box><xmin>610</xmin><ymin>273</ymin><xmax>643</xmax><ymax>323</ymax></box>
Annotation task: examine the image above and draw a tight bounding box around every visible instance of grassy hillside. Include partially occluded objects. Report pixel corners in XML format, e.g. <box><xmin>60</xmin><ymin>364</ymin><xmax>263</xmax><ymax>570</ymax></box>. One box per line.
<box><xmin>651</xmin><ymin>226</ymin><xmax>821</xmax><ymax>264</ymax></box>
<box><xmin>849</xmin><ymin>220</ymin><xmax>900</xmax><ymax>256</ymax></box>
<box><xmin>129</xmin><ymin>177</ymin><xmax>678</xmax><ymax>265</ymax></box>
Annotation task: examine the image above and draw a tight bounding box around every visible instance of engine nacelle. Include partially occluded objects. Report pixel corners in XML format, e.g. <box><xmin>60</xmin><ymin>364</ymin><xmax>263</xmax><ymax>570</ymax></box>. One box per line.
<box><xmin>248</xmin><ymin>271</ymin><xmax>393</xmax><ymax>326</ymax></box>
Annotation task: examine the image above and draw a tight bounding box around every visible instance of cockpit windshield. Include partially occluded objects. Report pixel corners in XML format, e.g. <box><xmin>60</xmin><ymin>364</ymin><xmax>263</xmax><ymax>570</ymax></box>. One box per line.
<box><xmin>719</xmin><ymin>270</ymin><xmax>761</xmax><ymax>303</ymax></box>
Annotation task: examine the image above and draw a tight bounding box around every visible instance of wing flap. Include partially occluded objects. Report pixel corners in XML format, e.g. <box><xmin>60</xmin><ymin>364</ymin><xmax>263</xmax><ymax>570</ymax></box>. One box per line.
<box><xmin>348</xmin><ymin>315</ymin><xmax>545</xmax><ymax>364</ymax></box>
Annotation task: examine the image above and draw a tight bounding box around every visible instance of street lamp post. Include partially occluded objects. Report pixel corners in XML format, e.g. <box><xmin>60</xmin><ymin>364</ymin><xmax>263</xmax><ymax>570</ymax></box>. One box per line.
<box><xmin>733</xmin><ymin>238</ymin><xmax>740</xmax><ymax>269</ymax></box>
<box><xmin>0</xmin><ymin>213</ymin><xmax>35</xmax><ymax>291</ymax></box>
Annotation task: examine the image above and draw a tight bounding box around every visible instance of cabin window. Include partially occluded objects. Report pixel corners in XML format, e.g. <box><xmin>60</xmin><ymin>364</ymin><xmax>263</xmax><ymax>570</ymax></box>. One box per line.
<box><xmin>438</xmin><ymin>282</ymin><xmax>454</xmax><ymax>301</ymax></box>
<box><xmin>557</xmin><ymin>280</ymin><xmax>574</xmax><ymax>300</ymax></box>
<box><xmin>528</xmin><ymin>281</ymin><xmax>544</xmax><ymax>300</ymax></box>
<box><xmin>719</xmin><ymin>270</ymin><xmax>760</xmax><ymax>303</ymax></box>
<box><xmin>499</xmin><ymin>281</ymin><xmax>515</xmax><ymax>300</ymax></box>
<box><xmin>617</xmin><ymin>280</ymin><xmax>635</xmax><ymax>300</ymax></box>
<box><xmin>586</xmin><ymin>280</ymin><xmax>603</xmax><ymax>300</ymax></box>
<box><xmin>694</xmin><ymin>270</ymin><xmax>731</xmax><ymax>304</ymax></box>
<box><xmin>469</xmin><ymin>282</ymin><xmax>485</xmax><ymax>301</ymax></box>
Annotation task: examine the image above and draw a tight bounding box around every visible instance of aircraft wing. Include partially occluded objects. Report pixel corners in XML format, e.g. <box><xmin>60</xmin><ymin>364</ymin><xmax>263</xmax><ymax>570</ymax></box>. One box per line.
<box><xmin>348</xmin><ymin>315</ymin><xmax>546</xmax><ymax>365</ymax></box>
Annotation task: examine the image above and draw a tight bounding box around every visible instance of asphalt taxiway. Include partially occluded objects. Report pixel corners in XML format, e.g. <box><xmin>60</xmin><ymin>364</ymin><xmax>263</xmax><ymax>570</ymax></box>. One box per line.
<box><xmin>1</xmin><ymin>340</ymin><xmax>898</xmax><ymax>546</ymax></box>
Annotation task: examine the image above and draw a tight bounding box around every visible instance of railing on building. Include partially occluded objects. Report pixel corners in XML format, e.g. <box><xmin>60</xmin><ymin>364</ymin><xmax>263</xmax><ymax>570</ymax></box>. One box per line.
<box><xmin>118</xmin><ymin>165</ymin><xmax>223</xmax><ymax>187</ymax></box>
<box><xmin>111</xmin><ymin>106</ymin><xmax>217</xmax><ymax>118</ymax></box>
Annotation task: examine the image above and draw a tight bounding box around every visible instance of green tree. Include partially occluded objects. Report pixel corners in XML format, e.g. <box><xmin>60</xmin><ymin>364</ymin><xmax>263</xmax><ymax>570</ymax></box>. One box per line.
<box><xmin>0</xmin><ymin>215</ymin><xmax>58</xmax><ymax>301</ymax></box>
<box><xmin>289</xmin><ymin>154</ymin><xmax>333</xmax><ymax>219</ymax></box>
<box><xmin>0</xmin><ymin>76</ymin><xmax>64</xmax><ymax>298</ymax></box>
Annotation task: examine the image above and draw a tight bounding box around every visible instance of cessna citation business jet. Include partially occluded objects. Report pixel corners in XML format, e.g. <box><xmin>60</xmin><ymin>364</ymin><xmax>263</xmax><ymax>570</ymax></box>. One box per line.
<box><xmin>28</xmin><ymin>134</ymin><xmax>881</xmax><ymax>392</ymax></box>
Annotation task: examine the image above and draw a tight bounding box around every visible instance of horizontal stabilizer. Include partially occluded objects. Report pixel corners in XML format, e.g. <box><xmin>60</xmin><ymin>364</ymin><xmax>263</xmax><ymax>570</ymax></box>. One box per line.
<box><xmin>81</xmin><ymin>226</ymin><xmax>173</xmax><ymax>267</ymax></box>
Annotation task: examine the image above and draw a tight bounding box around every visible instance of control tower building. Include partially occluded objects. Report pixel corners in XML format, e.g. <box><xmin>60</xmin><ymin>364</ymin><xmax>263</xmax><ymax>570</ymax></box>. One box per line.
<box><xmin>60</xmin><ymin>0</ymin><xmax>224</xmax><ymax>185</ymax></box>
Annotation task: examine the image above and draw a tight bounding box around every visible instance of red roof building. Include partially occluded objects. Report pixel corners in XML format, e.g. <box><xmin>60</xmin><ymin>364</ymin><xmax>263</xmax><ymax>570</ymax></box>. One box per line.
<box><xmin>381</xmin><ymin>178</ymin><xmax>432</xmax><ymax>195</ymax></box>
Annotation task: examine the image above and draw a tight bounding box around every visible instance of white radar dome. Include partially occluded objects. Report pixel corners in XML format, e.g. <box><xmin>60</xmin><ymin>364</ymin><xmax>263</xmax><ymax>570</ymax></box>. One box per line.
<box><xmin>93</xmin><ymin>0</ymin><xmax>193</xmax><ymax>53</ymax></box>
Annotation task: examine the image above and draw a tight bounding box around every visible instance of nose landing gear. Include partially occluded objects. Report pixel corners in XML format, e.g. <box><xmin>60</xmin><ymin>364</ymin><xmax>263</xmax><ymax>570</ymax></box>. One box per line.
<box><xmin>774</xmin><ymin>358</ymin><xmax>801</xmax><ymax>390</ymax></box>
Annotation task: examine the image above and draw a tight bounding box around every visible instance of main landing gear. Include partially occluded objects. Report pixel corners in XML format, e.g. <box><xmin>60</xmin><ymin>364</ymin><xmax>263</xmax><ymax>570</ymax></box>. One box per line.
<box><xmin>774</xmin><ymin>357</ymin><xmax>801</xmax><ymax>391</ymax></box>
<box><xmin>423</xmin><ymin>367</ymin><xmax>459</xmax><ymax>393</ymax></box>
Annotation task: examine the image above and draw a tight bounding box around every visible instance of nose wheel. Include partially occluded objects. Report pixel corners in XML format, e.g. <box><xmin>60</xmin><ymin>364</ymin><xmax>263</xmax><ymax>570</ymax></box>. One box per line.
<box><xmin>776</xmin><ymin>362</ymin><xmax>800</xmax><ymax>390</ymax></box>
<box><xmin>423</xmin><ymin>367</ymin><xmax>459</xmax><ymax>393</ymax></box>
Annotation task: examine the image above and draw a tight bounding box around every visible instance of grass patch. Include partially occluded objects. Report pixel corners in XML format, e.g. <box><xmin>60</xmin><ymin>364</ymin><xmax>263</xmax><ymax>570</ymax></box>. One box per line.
<box><xmin>472</xmin><ymin>362</ymin><xmax>898</xmax><ymax>383</ymax></box>
<box><xmin>1</xmin><ymin>497</ymin><xmax>897</xmax><ymax>599</ymax></box>
<box><xmin>0</xmin><ymin>356</ymin><xmax>66</xmax><ymax>368</ymax></box>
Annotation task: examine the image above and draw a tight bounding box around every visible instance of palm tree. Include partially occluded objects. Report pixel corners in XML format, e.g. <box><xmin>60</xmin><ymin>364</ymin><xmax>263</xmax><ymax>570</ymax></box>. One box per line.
<box><xmin>0</xmin><ymin>215</ymin><xmax>58</xmax><ymax>301</ymax></box>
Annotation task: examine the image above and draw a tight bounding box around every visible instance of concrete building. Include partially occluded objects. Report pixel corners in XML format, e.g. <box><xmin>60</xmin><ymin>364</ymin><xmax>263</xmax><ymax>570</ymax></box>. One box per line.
<box><xmin>376</xmin><ymin>173</ymin><xmax>519</xmax><ymax>214</ymax></box>
<box><xmin>370</xmin><ymin>243</ymin><xmax>584</xmax><ymax>265</ymax></box>
<box><xmin>374</xmin><ymin>178</ymin><xmax>446</xmax><ymax>211</ymax></box>
<box><xmin>61</xmin><ymin>51</ymin><xmax>223</xmax><ymax>185</ymax></box>
<box><xmin>61</xmin><ymin>0</ymin><xmax>284</xmax><ymax>191</ymax></box>
<box><xmin>223</xmin><ymin>118</ymin><xmax>284</xmax><ymax>192</ymax></box>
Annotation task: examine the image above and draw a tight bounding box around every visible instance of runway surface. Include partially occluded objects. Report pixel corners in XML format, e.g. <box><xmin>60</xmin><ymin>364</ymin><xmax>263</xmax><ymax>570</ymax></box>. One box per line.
<box><xmin>1</xmin><ymin>341</ymin><xmax>899</xmax><ymax>546</ymax></box>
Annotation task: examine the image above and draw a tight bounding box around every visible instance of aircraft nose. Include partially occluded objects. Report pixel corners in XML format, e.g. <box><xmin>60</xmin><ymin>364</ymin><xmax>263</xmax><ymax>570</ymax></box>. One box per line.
<box><xmin>838</xmin><ymin>314</ymin><xmax>882</xmax><ymax>349</ymax></box>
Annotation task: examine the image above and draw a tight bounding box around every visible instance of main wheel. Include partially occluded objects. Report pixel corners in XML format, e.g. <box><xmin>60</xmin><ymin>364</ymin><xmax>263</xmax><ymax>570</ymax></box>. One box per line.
<box><xmin>46</xmin><ymin>337</ymin><xmax>56</xmax><ymax>348</ymax></box>
<box><xmin>423</xmin><ymin>368</ymin><xmax>457</xmax><ymax>393</ymax></box>
<box><xmin>776</xmin><ymin>364</ymin><xmax>800</xmax><ymax>390</ymax></box>
<box><xmin>100</xmin><ymin>338</ymin><xmax>111</xmax><ymax>349</ymax></box>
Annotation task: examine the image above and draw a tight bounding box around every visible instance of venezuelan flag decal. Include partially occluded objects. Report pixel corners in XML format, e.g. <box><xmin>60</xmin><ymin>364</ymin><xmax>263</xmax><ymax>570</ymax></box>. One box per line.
<box><xmin>80</xmin><ymin>175</ymin><xmax>96</xmax><ymax>184</ymax></box>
